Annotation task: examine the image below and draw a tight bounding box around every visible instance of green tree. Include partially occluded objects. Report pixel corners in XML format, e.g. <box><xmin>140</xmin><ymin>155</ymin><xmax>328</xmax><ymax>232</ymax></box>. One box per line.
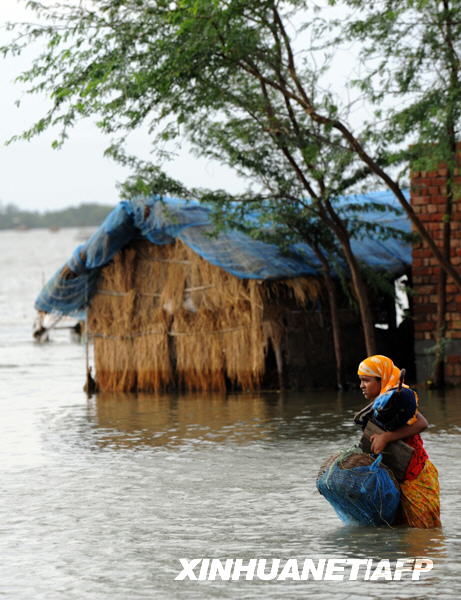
<box><xmin>191</xmin><ymin>116</ymin><xmax>408</xmax><ymax>377</ymax></box>
<box><xmin>116</xmin><ymin>86</ymin><xmax>406</xmax><ymax>364</ymax></box>
<box><xmin>337</xmin><ymin>0</ymin><xmax>461</xmax><ymax>385</ymax></box>
<box><xmin>1</xmin><ymin>0</ymin><xmax>453</xmax><ymax>358</ymax></box>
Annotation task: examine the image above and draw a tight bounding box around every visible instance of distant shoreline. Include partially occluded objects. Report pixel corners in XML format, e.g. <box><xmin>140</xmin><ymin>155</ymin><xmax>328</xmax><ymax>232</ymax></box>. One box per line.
<box><xmin>0</xmin><ymin>202</ymin><xmax>114</xmax><ymax>230</ymax></box>
<box><xmin>0</xmin><ymin>226</ymin><xmax>97</xmax><ymax>232</ymax></box>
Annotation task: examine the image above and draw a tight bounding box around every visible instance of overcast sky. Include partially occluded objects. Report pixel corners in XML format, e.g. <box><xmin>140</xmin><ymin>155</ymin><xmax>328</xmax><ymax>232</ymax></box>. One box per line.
<box><xmin>1</xmin><ymin>1</ymin><xmax>253</xmax><ymax>212</ymax></box>
<box><xmin>1</xmin><ymin>1</ymin><xmax>362</xmax><ymax>212</ymax></box>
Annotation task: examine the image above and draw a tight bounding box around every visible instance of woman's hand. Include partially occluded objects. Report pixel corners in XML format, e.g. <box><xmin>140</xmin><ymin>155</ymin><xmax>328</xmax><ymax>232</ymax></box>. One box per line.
<box><xmin>368</xmin><ymin>412</ymin><xmax>429</xmax><ymax>454</ymax></box>
<box><xmin>370</xmin><ymin>432</ymin><xmax>393</xmax><ymax>454</ymax></box>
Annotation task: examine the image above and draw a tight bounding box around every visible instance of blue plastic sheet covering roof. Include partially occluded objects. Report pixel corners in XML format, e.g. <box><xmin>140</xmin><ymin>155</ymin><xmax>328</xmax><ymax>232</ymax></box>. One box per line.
<box><xmin>35</xmin><ymin>190</ymin><xmax>412</xmax><ymax>317</ymax></box>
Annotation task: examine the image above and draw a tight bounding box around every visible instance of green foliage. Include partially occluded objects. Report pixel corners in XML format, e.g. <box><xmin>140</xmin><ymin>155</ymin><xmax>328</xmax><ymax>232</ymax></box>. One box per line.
<box><xmin>336</xmin><ymin>0</ymin><xmax>461</xmax><ymax>171</ymax></box>
<box><xmin>108</xmin><ymin>147</ymin><xmax>191</xmax><ymax>199</ymax></box>
<box><xmin>1</xmin><ymin>0</ymin><xmax>411</xmax><ymax>282</ymax></box>
<box><xmin>2</xmin><ymin>1</ymin><xmax>358</xmax><ymax>166</ymax></box>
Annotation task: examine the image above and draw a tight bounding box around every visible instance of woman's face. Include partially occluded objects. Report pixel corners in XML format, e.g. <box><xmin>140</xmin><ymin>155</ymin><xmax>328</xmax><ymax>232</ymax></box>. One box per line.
<box><xmin>359</xmin><ymin>375</ymin><xmax>381</xmax><ymax>401</ymax></box>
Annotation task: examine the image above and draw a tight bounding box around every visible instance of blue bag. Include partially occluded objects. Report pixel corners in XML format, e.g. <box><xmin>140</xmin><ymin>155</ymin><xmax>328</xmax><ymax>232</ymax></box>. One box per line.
<box><xmin>316</xmin><ymin>448</ymin><xmax>400</xmax><ymax>527</ymax></box>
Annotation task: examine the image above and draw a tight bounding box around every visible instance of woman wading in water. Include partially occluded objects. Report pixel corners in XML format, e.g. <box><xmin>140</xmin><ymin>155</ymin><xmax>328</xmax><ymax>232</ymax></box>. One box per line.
<box><xmin>357</xmin><ymin>355</ymin><xmax>441</xmax><ymax>528</ymax></box>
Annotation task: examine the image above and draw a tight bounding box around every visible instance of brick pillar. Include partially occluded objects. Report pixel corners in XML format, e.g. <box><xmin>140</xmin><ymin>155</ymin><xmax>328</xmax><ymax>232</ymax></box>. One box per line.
<box><xmin>411</xmin><ymin>144</ymin><xmax>461</xmax><ymax>384</ymax></box>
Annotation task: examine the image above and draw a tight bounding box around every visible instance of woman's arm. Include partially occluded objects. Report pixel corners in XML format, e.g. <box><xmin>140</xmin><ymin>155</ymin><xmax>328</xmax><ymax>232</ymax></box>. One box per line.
<box><xmin>370</xmin><ymin>412</ymin><xmax>428</xmax><ymax>454</ymax></box>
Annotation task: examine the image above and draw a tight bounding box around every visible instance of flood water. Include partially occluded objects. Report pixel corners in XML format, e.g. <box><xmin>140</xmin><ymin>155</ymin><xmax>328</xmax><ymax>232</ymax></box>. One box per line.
<box><xmin>1</xmin><ymin>228</ymin><xmax>461</xmax><ymax>599</ymax></box>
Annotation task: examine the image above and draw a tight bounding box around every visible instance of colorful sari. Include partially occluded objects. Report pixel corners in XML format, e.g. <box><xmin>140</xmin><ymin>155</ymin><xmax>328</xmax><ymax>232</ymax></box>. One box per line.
<box><xmin>400</xmin><ymin>460</ymin><xmax>441</xmax><ymax>528</ymax></box>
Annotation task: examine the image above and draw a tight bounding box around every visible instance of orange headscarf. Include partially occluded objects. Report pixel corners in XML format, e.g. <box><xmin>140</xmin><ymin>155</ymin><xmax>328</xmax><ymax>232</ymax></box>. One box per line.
<box><xmin>357</xmin><ymin>355</ymin><xmax>417</xmax><ymax>424</ymax></box>
<box><xmin>357</xmin><ymin>355</ymin><xmax>401</xmax><ymax>394</ymax></box>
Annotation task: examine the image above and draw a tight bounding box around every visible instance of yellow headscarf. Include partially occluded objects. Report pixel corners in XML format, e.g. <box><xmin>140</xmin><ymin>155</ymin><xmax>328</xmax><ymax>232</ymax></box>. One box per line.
<box><xmin>357</xmin><ymin>355</ymin><xmax>417</xmax><ymax>424</ymax></box>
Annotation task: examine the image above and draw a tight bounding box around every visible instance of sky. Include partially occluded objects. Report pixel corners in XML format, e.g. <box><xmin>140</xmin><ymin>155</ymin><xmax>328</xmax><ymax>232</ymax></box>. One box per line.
<box><xmin>1</xmin><ymin>1</ymin><xmax>124</xmax><ymax>211</ymax></box>
<box><xmin>0</xmin><ymin>0</ymin><xmax>362</xmax><ymax>212</ymax></box>
<box><xmin>1</xmin><ymin>0</ymin><xmax>253</xmax><ymax>211</ymax></box>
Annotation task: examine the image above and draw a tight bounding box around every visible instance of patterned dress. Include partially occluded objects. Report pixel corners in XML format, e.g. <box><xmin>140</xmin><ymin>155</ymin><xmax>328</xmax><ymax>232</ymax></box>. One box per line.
<box><xmin>399</xmin><ymin>434</ymin><xmax>441</xmax><ymax>528</ymax></box>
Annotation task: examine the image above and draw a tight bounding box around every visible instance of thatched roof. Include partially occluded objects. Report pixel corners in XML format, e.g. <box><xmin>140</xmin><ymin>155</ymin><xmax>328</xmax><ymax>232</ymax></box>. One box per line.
<box><xmin>35</xmin><ymin>192</ymin><xmax>411</xmax><ymax>317</ymax></box>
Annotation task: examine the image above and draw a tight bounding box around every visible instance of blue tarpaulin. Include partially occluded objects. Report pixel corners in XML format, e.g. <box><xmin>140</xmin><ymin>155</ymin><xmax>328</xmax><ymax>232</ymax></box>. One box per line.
<box><xmin>35</xmin><ymin>191</ymin><xmax>412</xmax><ymax>317</ymax></box>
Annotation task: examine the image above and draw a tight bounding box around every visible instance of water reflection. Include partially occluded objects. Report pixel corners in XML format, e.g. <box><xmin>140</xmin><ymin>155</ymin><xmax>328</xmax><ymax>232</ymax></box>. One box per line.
<box><xmin>87</xmin><ymin>391</ymin><xmax>362</xmax><ymax>450</ymax></box>
<box><xmin>84</xmin><ymin>388</ymin><xmax>461</xmax><ymax>451</ymax></box>
<box><xmin>90</xmin><ymin>391</ymin><xmax>278</xmax><ymax>448</ymax></box>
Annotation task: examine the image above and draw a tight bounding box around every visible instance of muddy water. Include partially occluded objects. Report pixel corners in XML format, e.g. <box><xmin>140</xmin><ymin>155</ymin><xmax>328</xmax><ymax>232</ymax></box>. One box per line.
<box><xmin>1</xmin><ymin>229</ymin><xmax>460</xmax><ymax>599</ymax></box>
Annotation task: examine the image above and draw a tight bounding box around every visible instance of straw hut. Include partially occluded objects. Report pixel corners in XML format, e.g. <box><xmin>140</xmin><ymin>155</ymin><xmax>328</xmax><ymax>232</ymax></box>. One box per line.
<box><xmin>35</xmin><ymin>193</ymin><xmax>411</xmax><ymax>392</ymax></box>
<box><xmin>36</xmin><ymin>197</ymin><xmax>323</xmax><ymax>392</ymax></box>
<box><xmin>88</xmin><ymin>237</ymin><xmax>319</xmax><ymax>392</ymax></box>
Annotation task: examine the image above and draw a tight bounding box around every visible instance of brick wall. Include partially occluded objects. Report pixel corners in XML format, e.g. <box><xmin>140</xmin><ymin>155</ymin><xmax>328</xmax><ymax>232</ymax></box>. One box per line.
<box><xmin>411</xmin><ymin>144</ymin><xmax>461</xmax><ymax>383</ymax></box>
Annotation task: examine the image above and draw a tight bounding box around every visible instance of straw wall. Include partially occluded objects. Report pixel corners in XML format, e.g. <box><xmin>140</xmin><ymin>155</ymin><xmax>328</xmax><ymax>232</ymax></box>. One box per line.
<box><xmin>88</xmin><ymin>239</ymin><xmax>319</xmax><ymax>392</ymax></box>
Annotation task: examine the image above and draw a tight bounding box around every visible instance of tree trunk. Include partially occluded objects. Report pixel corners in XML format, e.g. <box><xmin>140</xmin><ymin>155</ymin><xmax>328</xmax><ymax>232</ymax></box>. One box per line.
<box><xmin>314</xmin><ymin>246</ymin><xmax>347</xmax><ymax>389</ymax></box>
<box><xmin>340</xmin><ymin>238</ymin><xmax>377</xmax><ymax>356</ymax></box>
<box><xmin>320</xmin><ymin>204</ymin><xmax>377</xmax><ymax>356</ymax></box>
<box><xmin>323</xmin><ymin>269</ymin><xmax>347</xmax><ymax>389</ymax></box>
<box><xmin>252</xmin><ymin>14</ymin><xmax>461</xmax><ymax>294</ymax></box>
<box><xmin>433</xmin><ymin>270</ymin><xmax>447</xmax><ymax>387</ymax></box>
